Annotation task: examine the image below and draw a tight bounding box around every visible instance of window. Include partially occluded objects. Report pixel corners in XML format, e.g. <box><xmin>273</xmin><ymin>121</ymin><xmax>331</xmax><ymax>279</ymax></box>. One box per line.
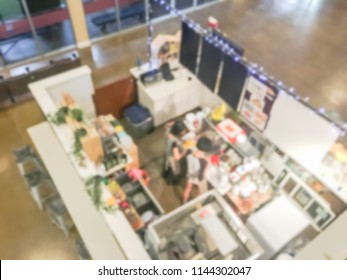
<box><xmin>0</xmin><ymin>0</ymin><xmax>76</xmax><ymax>66</ymax></box>
<box><xmin>176</xmin><ymin>0</ymin><xmax>194</xmax><ymax>10</ymax></box>
<box><xmin>27</xmin><ymin>0</ymin><xmax>76</xmax><ymax>53</ymax></box>
<box><xmin>149</xmin><ymin>0</ymin><xmax>170</xmax><ymax>19</ymax></box>
<box><xmin>197</xmin><ymin>0</ymin><xmax>217</xmax><ymax>5</ymax></box>
<box><xmin>0</xmin><ymin>0</ymin><xmax>38</xmax><ymax>65</ymax></box>
<box><xmin>119</xmin><ymin>0</ymin><xmax>146</xmax><ymax>31</ymax></box>
<box><xmin>84</xmin><ymin>0</ymin><xmax>146</xmax><ymax>39</ymax></box>
<box><xmin>83</xmin><ymin>0</ymin><xmax>120</xmax><ymax>39</ymax></box>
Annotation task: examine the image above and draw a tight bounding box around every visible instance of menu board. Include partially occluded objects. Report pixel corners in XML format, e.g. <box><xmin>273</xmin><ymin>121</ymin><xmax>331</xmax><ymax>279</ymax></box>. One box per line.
<box><xmin>240</xmin><ymin>76</ymin><xmax>278</xmax><ymax>131</ymax></box>
<box><xmin>197</xmin><ymin>37</ymin><xmax>223</xmax><ymax>92</ymax></box>
<box><xmin>179</xmin><ymin>21</ymin><xmax>201</xmax><ymax>74</ymax></box>
<box><xmin>218</xmin><ymin>55</ymin><xmax>248</xmax><ymax>111</ymax></box>
<box><xmin>263</xmin><ymin>91</ymin><xmax>341</xmax><ymax>174</ymax></box>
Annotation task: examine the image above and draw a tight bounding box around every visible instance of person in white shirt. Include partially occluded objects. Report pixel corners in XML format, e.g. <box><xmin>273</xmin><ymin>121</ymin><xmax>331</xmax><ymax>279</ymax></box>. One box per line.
<box><xmin>183</xmin><ymin>137</ymin><xmax>212</xmax><ymax>203</ymax></box>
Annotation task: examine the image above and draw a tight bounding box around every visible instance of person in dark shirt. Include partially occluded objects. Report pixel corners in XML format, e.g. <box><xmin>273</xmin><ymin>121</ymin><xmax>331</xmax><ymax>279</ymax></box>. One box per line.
<box><xmin>164</xmin><ymin>120</ymin><xmax>188</xmax><ymax>184</ymax></box>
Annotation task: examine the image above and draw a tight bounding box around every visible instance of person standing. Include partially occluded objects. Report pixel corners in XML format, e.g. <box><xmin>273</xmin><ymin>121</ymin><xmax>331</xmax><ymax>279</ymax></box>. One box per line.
<box><xmin>183</xmin><ymin>137</ymin><xmax>212</xmax><ymax>203</ymax></box>
<box><xmin>164</xmin><ymin>120</ymin><xmax>188</xmax><ymax>185</ymax></box>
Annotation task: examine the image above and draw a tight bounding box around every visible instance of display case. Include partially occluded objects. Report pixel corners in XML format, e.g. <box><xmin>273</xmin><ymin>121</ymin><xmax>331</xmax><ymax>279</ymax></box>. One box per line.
<box><xmin>145</xmin><ymin>190</ymin><xmax>263</xmax><ymax>260</ymax></box>
<box><xmin>276</xmin><ymin>167</ymin><xmax>335</xmax><ymax>231</ymax></box>
<box><xmin>246</xmin><ymin>195</ymin><xmax>311</xmax><ymax>259</ymax></box>
<box><xmin>115</xmin><ymin>173</ymin><xmax>165</xmax><ymax>226</ymax></box>
<box><xmin>28</xmin><ymin>67</ymin><xmax>151</xmax><ymax>259</ymax></box>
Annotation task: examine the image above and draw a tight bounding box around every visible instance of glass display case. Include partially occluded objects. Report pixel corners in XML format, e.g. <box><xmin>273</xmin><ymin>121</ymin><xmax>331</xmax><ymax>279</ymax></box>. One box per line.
<box><xmin>145</xmin><ymin>190</ymin><xmax>263</xmax><ymax>260</ymax></box>
<box><xmin>293</xmin><ymin>188</ymin><xmax>312</xmax><ymax>208</ymax></box>
<box><xmin>275</xmin><ymin>167</ymin><xmax>335</xmax><ymax>230</ymax></box>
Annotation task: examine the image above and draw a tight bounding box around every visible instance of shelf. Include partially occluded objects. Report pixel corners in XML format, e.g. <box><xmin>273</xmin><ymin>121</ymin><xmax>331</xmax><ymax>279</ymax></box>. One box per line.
<box><xmin>28</xmin><ymin>122</ymin><xmax>150</xmax><ymax>259</ymax></box>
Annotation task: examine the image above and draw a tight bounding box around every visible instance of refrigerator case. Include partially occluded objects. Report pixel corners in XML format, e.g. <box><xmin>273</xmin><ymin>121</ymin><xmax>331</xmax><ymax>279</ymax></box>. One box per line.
<box><xmin>145</xmin><ymin>190</ymin><xmax>263</xmax><ymax>260</ymax></box>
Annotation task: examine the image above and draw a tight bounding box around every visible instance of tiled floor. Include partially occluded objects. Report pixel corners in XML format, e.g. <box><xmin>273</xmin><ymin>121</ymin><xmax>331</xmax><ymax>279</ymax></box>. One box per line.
<box><xmin>1</xmin><ymin>0</ymin><xmax>347</xmax><ymax>259</ymax></box>
<box><xmin>0</xmin><ymin>101</ymin><xmax>79</xmax><ymax>259</ymax></box>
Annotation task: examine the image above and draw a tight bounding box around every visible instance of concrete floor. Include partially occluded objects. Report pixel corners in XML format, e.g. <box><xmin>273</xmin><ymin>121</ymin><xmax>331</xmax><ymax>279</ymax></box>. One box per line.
<box><xmin>1</xmin><ymin>0</ymin><xmax>347</xmax><ymax>259</ymax></box>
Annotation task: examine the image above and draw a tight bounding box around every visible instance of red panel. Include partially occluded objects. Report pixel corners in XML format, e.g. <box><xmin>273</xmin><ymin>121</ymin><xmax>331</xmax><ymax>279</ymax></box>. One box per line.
<box><xmin>31</xmin><ymin>9</ymin><xmax>70</xmax><ymax>28</ymax></box>
<box><xmin>0</xmin><ymin>8</ymin><xmax>69</xmax><ymax>39</ymax></box>
<box><xmin>83</xmin><ymin>0</ymin><xmax>142</xmax><ymax>14</ymax></box>
<box><xmin>0</xmin><ymin>1</ymin><xmax>143</xmax><ymax>40</ymax></box>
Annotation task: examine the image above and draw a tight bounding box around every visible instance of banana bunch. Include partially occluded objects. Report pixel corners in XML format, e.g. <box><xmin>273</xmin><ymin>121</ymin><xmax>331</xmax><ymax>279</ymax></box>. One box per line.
<box><xmin>211</xmin><ymin>103</ymin><xmax>226</xmax><ymax>122</ymax></box>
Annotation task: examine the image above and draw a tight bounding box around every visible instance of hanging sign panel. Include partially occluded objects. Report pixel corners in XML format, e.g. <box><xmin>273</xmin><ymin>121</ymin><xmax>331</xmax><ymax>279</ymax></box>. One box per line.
<box><xmin>263</xmin><ymin>92</ymin><xmax>341</xmax><ymax>173</ymax></box>
<box><xmin>217</xmin><ymin>55</ymin><xmax>249</xmax><ymax>111</ymax></box>
<box><xmin>179</xmin><ymin>21</ymin><xmax>201</xmax><ymax>74</ymax></box>
<box><xmin>239</xmin><ymin>76</ymin><xmax>278</xmax><ymax>131</ymax></box>
<box><xmin>197</xmin><ymin>37</ymin><xmax>223</xmax><ymax>92</ymax></box>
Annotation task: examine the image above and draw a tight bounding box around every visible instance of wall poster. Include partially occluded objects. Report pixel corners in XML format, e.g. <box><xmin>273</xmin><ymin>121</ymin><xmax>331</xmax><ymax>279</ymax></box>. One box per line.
<box><xmin>240</xmin><ymin>76</ymin><xmax>278</xmax><ymax>131</ymax></box>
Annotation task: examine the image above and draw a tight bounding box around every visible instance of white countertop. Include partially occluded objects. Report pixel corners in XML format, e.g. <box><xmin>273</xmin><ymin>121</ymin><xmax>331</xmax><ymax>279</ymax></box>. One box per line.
<box><xmin>28</xmin><ymin>122</ymin><xmax>150</xmax><ymax>260</ymax></box>
<box><xmin>28</xmin><ymin>122</ymin><xmax>123</xmax><ymax>259</ymax></box>
<box><xmin>130</xmin><ymin>60</ymin><xmax>181</xmax><ymax>79</ymax></box>
<box><xmin>206</xmin><ymin>166</ymin><xmax>233</xmax><ymax>195</ymax></box>
<box><xmin>246</xmin><ymin>195</ymin><xmax>311</xmax><ymax>259</ymax></box>
<box><xmin>28</xmin><ymin>66</ymin><xmax>151</xmax><ymax>260</ymax></box>
<box><xmin>137</xmin><ymin>67</ymin><xmax>199</xmax><ymax>101</ymax></box>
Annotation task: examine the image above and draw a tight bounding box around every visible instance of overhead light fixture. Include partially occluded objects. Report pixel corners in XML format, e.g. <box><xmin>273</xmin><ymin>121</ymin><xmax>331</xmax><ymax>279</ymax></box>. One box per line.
<box><xmin>160</xmin><ymin>8</ymin><xmax>344</xmax><ymax>130</ymax></box>
<box><xmin>248</xmin><ymin>67</ymin><xmax>256</xmax><ymax>75</ymax></box>
<box><xmin>259</xmin><ymin>75</ymin><xmax>267</xmax><ymax>81</ymax></box>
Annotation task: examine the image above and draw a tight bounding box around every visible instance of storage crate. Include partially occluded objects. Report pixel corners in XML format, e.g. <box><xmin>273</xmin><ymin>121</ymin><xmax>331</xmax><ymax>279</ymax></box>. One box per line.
<box><xmin>123</xmin><ymin>103</ymin><xmax>153</xmax><ymax>138</ymax></box>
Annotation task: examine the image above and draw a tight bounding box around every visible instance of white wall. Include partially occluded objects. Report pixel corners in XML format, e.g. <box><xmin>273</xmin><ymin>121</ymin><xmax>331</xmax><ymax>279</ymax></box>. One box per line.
<box><xmin>29</xmin><ymin>66</ymin><xmax>96</xmax><ymax>120</ymax></box>
<box><xmin>246</xmin><ymin>195</ymin><xmax>311</xmax><ymax>259</ymax></box>
<box><xmin>260</xmin><ymin>145</ymin><xmax>288</xmax><ymax>178</ymax></box>
<box><xmin>263</xmin><ymin>92</ymin><xmax>341</xmax><ymax>174</ymax></box>
<box><xmin>295</xmin><ymin>211</ymin><xmax>347</xmax><ymax>260</ymax></box>
<box><xmin>199</xmin><ymin>83</ymin><xmax>225</xmax><ymax>109</ymax></box>
<box><xmin>47</xmin><ymin>74</ymin><xmax>95</xmax><ymax>120</ymax></box>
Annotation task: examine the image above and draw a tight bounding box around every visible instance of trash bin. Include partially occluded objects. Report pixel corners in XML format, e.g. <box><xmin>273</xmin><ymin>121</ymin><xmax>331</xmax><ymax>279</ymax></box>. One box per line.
<box><xmin>123</xmin><ymin>103</ymin><xmax>153</xmax><ymax>139</ymax></box>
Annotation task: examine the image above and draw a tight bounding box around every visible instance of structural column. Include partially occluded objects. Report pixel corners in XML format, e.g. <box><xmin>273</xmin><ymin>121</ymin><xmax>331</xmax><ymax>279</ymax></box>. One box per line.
<box><xmin>66</xmin><ymin>0</ymin><xmax>91</xmax><ymax>49</ymax></box>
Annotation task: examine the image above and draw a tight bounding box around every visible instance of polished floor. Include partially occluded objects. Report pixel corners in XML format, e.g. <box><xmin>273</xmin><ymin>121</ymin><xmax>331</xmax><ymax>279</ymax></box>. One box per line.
<box><xmin>1</xmin><ymin>0</ymin><xmax>347</xmax><ymax>260</ymax></box>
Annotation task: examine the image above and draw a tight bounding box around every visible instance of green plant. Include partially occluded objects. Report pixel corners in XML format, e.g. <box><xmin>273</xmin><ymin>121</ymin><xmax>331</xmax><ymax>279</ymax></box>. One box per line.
<box><xmin>85</xmin><ymin>176</ymin><xmax>117</xmax><ymax>212</ymax></box>
<box><xmin>72</xmin><ymin>128</ymin><xmax>87</xmax><ymax>164</ymax></box>
<box><xmin>48</xmin><ymin>107</ymin><xmax>85</xmax><ymax>126</ymax></box>
<box><xmin>86</xmin><ymin>175</ymin><xmax>104</xmax><ymax>209</ymax></box>
<box><xmin>48</xmin><ymin>106</ymin><xmax>69</xmax><ymax>125</ymax></box>
<box><xmin>70</xmin><ymin>108</ymin><xmax>84</xmax><ymax>122</ymax></box>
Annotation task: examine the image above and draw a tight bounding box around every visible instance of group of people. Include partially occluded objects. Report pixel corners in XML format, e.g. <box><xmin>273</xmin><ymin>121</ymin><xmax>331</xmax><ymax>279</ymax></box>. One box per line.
<box><xmin>164</xmin><ymin>120</ymin><xmax>213</xmax><ymax>203</ymax></box>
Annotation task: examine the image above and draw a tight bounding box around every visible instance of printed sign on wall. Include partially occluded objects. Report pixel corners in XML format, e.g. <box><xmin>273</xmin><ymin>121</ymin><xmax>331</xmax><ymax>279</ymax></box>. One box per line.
<box><xmin>240</xmin><ymin>76</ymin><xmax>278</xmax><ymax>131</ymax></box>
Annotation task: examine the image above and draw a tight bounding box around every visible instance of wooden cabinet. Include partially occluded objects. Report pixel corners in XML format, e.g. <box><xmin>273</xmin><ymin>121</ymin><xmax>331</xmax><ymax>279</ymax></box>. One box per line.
<box><xmin>93</xmin><ymin>76</ymin><xmax>135</xmax><ymax>118</ymax></box>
